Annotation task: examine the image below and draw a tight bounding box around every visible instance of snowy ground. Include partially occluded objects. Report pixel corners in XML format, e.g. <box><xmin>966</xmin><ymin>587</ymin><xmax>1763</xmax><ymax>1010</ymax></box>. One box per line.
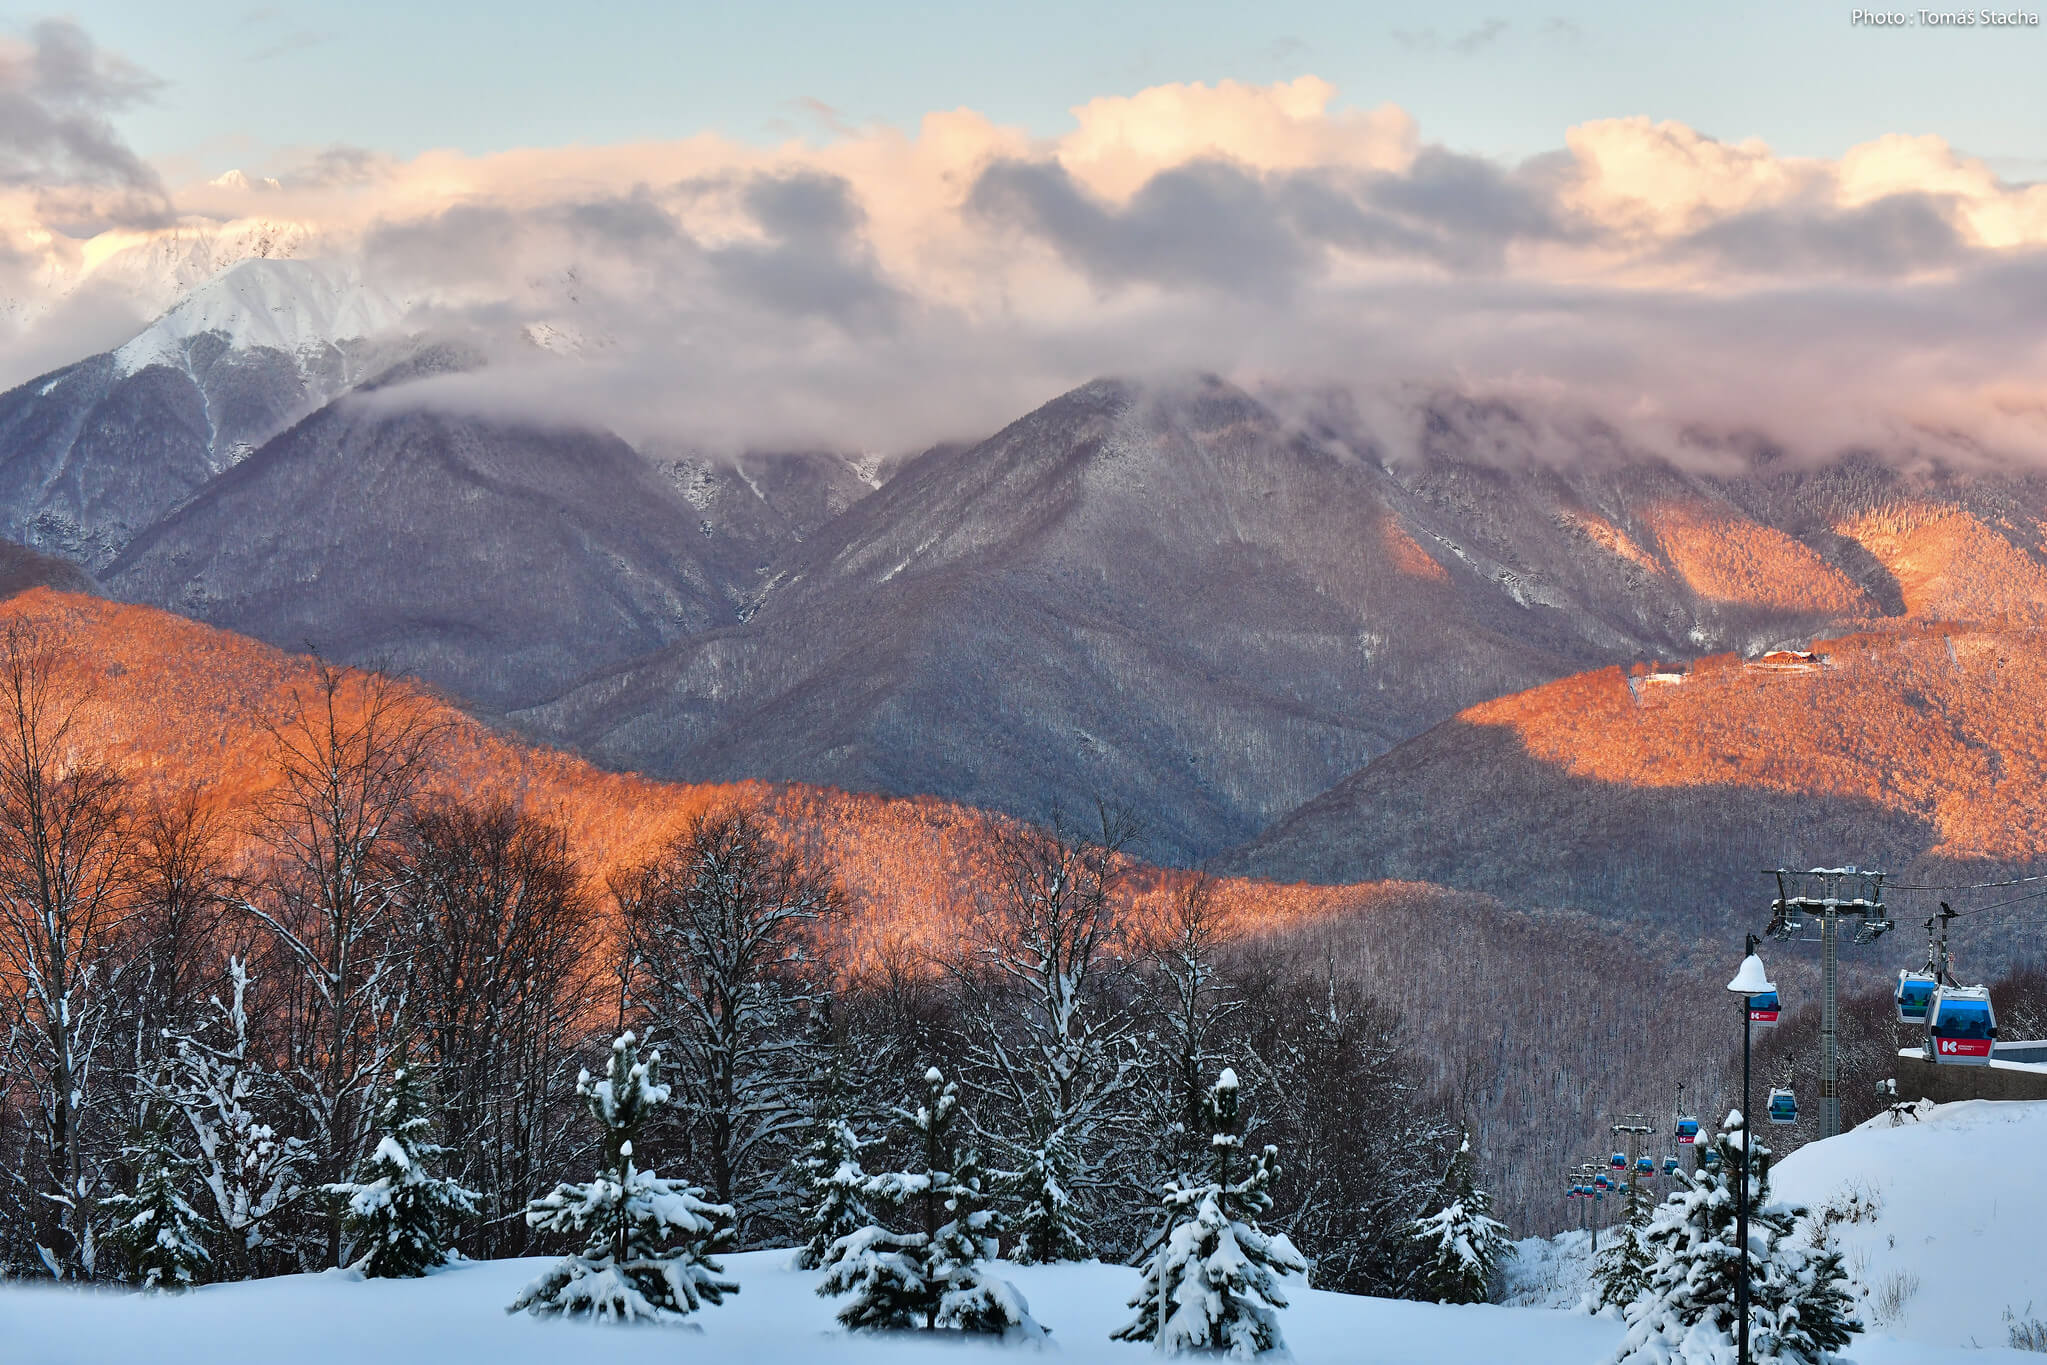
<box><xmin>1501</xmin><ymin>1226</ymin><xmax>1596</xmax><ymax>1309</ymax></box>
<box><xmin>0</xmin><ymin>1242</ymin><xmax>2028</xmax><ymax>1365</ymax></box>
<box><xmin>1772</xmin><ymin>1098</ymin><xmax>2047</xmax><ymax>1351</ymax></box>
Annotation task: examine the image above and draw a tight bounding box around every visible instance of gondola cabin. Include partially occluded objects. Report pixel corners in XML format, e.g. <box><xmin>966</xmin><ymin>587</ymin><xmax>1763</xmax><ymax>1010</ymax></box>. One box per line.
<box><xmin>1700</xmin><ymin>1147</ymin><xmax>1721</xmax><ymax>1170</ymax></box>
<box><xmin>1748</xmin><ymin>990</ymin><xmax>1781</xmax><ymax>1029</ymax></box>
<box><xmin>1926</xmin><ymin>985</ymin><xmax>1996</xmax><ymax>1064</ymax></box>
<box><xmin>1675</xmin><ymin>1116</ymin><xmax>1700</xmax><ymax>1145</ymax></box>
<box><xmin>1768</xmin><ymin>1087</ymin><xmax>1797</xmax><ymax>1125</ymax></box>
<box><xmin>1610</xmin><ymin>1151</ymin><xmax>1627</xmax><ymax>1169</ymax></box>
<box><xmin>1662</xmin><ymin>1156</ymin><xmax>1678</xmax><ymax>1175</ymax></box>
<box><xmin>1636</xmin><ymin>1156</ymin><xmax>1654</xmax><ymax>1176</ymax></box>
<box><xmin>1896</xmin><ymin>971</ymin><xmax>1937</xmax><ymax>1024</ymax></box>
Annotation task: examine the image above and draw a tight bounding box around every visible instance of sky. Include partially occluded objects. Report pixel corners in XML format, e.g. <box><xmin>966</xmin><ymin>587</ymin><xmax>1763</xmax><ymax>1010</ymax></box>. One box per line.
<box><xmin>1</xmin><ymin>4</ymin><xmax>2045</xmax><ymax>463</ymax></box>
<box><xmin>31</xmin><ymin>1</ymin><xmax>2047</xmax><ymax>177</ymax></box>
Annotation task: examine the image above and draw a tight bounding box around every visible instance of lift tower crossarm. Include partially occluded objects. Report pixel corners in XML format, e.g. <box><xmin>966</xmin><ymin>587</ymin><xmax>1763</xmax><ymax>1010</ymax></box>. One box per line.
<box><xmin>1764</xmin><ymin>867</ymin><xmax>1893</xmax><ymax>1140</ymax></box>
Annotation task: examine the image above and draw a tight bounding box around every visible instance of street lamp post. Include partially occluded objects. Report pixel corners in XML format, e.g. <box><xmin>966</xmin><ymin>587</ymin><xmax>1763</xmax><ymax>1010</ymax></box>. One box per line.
<box><xmin>1726</xmin><ymin>935</ymin><xmax>1775</xmax><ymax>1365</ymax></box>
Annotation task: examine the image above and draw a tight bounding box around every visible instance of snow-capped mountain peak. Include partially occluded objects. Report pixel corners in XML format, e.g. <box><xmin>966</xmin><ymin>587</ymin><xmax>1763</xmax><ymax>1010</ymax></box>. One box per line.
<box><xmin>208</xmin><ymin>168</ymin><xmax>284</xmax><ymax>192</ymax></box>
<box><xmin>113</xmin><ymin>257</ymin><xmax>407</xmax><ymax>375</ymax></box>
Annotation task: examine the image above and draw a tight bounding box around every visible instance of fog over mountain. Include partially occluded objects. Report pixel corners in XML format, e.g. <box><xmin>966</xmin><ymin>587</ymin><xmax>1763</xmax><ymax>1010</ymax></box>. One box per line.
<box><xmin>4</xmin><ymin>19</ymin><xmax>2047</xmax><ymax>879</ymax></box>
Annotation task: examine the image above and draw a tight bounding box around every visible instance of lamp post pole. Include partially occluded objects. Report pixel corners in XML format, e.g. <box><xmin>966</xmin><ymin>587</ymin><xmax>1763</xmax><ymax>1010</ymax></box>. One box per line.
<box><xmin>1726</xmin><ymin>931</ymin><xmax>1770</xmax><ymax>1365</ymax></box>
<box><xmin>1738</xmin><ymin>969</ymin><xmax>1752</xmax><ymax>1365</ymax></box>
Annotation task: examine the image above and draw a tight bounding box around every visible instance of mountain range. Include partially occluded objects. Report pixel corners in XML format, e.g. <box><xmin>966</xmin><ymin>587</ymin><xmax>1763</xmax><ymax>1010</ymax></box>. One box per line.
<box><xmin>8</xmin><ymin>256</ymin><xmax>2047</xmax><ymax>881</ymax></box>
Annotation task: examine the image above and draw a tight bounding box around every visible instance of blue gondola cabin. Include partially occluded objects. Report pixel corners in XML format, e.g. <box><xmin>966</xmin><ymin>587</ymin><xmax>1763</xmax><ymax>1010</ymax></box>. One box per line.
<box><xmin>1927</xmin><ymin>985</ymin><xmax>1995</xmax><ymax>1064</ymax></box>
<box><xmin>1896</xmin><ymin>971</ymin><xmax>1937</xmax><ymax>1024</ymax></box>
<box><xmin>1768</xmin><ymin>1087</ymin><xmax>1797</xmax><ymax>1125</ymax></box>
<box><xmin>1748</xmin><ymin>990</ymin><xmax>1781</xmax><ymax>1028</ymax></box>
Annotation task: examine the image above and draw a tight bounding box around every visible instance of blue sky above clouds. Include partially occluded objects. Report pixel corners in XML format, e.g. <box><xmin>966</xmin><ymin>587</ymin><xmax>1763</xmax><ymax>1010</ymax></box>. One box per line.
<box><xmin>40</xmin><ymin>1</ymin><xmax>2047</xmax><ymax>175</ymax></box>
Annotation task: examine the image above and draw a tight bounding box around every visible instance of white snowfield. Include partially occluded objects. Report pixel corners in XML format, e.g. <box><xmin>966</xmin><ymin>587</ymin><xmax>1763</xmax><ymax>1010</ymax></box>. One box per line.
<box><xmin>3</xmin><ymin>1101</ymin><xmax>2040</xmax><ymax>1365</ymax></box>
<box><xmin>112</xmin><ymin>257</ymin><xmax>405</xmax><ymax>375</ymax></box>
<box><xmin>1772</xmin><ymin>1098</ymin><xmax>2047</xmax><ymax>1352</ymax></box>
<box><xmin>0</xmin><ymin>1242</ymin><xmax>2027</xmax><ymax>1365</ymax></box>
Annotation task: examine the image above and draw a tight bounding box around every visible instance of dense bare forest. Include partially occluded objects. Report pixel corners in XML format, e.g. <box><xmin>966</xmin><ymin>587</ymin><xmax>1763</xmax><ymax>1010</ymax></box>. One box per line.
<box><xmin>0</xmin><ymin>614</ymin><xmax>1481</xmax><ymax>1293</ymax></box>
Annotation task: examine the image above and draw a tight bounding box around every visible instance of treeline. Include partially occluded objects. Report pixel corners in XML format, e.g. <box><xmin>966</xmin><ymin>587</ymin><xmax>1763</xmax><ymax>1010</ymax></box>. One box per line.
<box><xmin>0</xmin><ymin>621</ymin><xmax>1465</xmax><ymax>1294</ymax></box>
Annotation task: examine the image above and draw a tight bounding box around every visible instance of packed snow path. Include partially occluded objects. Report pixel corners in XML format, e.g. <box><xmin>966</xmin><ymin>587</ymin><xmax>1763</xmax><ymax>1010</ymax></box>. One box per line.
<box><xmin>0</xmin><ymin>1247</ymin><xmax>2025</xmax><ymax>1365</ymax></box>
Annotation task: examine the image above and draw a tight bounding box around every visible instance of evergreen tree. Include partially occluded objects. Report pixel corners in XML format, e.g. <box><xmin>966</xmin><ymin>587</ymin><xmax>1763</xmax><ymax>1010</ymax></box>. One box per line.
<box><xmin>1611</xmin><ymin>1110</ymin><xmax>1860</xmax><ymax>1365</ymax></box>
<box><xmin>508</xmin><ymin>1032</ymin><xmax>739</xmax><ymax>1323</ymax></box>
<box><xmin>791</xmin><ymin>1008</ymin><xmax>875</xmax><ymax>1270</ymax></box>
<box><xmin>325</xmin><ymin>1053</ymin><xmax>479</xmax><ymax>1277</ymax></box>
<box><xmin>1403</xmin><ymin>1129</ymin><xmax>1512</xmax><ymax>1305</ymax></box>
<box><xmin>1004</xmin><ymin>1108</ymin><xmax>1088</xmax><ymax>1265</ymax></box>
<box><xmin>102</xmin><ymin>1112</ymin><xmax>213</xmax><ymax>1291</ymax></box>
<box><xmin>1592</xmin><ymin>1179</ymin><xmax>1656</xmax><ymax>1313</ymax></box>
<box><xmin>1115</xmin><ymin>1068</ymin><xmax>1306</xmax><ymax>1358</ymax></box>
<box><xmin>817</xmin><ymin>1066</ymin><xmax>1044</xmax><ymax>1336</ymax></box>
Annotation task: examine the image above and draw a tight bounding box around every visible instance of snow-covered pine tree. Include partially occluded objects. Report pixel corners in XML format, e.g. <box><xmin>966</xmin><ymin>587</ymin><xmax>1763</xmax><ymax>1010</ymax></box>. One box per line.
<box><xmin>816</xmin><ymin>1066</ymin><xmax>1043</xmax><ymax>1336</ymax></box>
<box><xmin>325</xmin><ymin>1053</ymin><xmax>479</xmax><ymax>1277</ymax></box>
<box><xmin>1592</xmin><ymin>1178</ymin><xmax>1655</xmax><ymax>1313</ymax></box>
<box><xmin>102</xmin><ymin>1111</ymin><xmax>213</xmax><ymax>1291</ymax></box>
<box><xmin>508</xmin><ymin>1032</ymin><xmax>738</xmax><ymax>1323</ymax></box>
<box><xmin>1611</xmin><ymin>1110</ymin><xmax>1860</xmax><ymax>1365</ymax></box>
<box><xmin>1005</xmin><ymin>1109</ymin><xmax>1087</xmax><ymax>1266</ymax></box>
<box><xmin>1403</xmin><ymin>1129</ymin><xmax>1512</xmax><ymax>1305</ymax></box>
<box><xmin>1115</xmin><ymin>1067</ymin><xmax>1307</xmax><ymax>1358</ymax></box>
<box><xmin>791</xmin><ymin>1004</ymin><xmax>875</xmax><ymax>1271</ymax></box>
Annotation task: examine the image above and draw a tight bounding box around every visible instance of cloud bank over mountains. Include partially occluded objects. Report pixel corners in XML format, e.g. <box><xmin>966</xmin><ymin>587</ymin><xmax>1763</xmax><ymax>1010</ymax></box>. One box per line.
<box><xmin>3</xmin><ymin>22</ymin><xmax>2045</xmax><ymax>463</ymax></box>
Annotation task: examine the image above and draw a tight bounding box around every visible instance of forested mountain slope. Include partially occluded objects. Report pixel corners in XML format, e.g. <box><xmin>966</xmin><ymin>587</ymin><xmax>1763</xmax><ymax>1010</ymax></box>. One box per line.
<box><xmin>1222</xmin><ymin>622</ymin><xmax>2047</xmax><ymax>936</ymax></box>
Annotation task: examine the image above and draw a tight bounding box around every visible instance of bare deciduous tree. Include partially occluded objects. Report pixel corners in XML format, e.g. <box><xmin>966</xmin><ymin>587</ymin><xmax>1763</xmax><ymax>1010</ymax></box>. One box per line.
<box><xmin>618</xmin><ymin>806</ymin><xmax>839</xmax><ymax>1235</ymax></box>
<box><xmin>956</xmin><ymin>803</ymin><xmax>1142</xmax><ymax>1263</ymax></box>
<box><xmin>238</xmin><ymin>658</ymin><xmax>440</xmax><ymax>1265</ymax></box>
<box><xmin>0</xmin><ymin>619</ymin><xmax>134</xmax><ymax>1277</ymax></box>
<box><xmin>398</xmin><ymin>796</ymin><xmax>597</xmax><ymax>1256</ymax></box>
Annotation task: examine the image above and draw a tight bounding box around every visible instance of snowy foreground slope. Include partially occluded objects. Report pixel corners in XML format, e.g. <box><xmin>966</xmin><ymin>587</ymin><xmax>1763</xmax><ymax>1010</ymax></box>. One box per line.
<box><xmin>1772</xmin><ymin>1099</ymin><xmax>2047</xmax><ymax>1351</ymax></box>
<box><xmin>0</xmin><ymin>1246</ymin><xmax>2023</xmax><ymax>1365</ymax></box>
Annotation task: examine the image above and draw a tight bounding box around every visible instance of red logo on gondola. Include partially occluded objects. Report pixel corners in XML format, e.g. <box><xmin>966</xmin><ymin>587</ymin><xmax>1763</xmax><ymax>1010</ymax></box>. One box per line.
<box><xmin>1748</xmin><ymin>1007</ymin><xmax>1779</xmax><ymax>1024</ymax></box>
<box><xmin>1936</xmin><ymin>1037</ymin><xmax>1992</xmax><ymax>1058</ymax></box>
<box><xmin>1677</xmin><ymin>1133</ymin><xmax>1696</xmax><ymax>1145</ymax></box>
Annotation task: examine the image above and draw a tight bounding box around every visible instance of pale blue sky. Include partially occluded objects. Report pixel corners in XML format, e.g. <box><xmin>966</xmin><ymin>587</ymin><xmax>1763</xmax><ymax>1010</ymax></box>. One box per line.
<box><xmin>23</xmin><ymin>1</ymin><xmax>2047</xmax><ymax>176</ymax></box>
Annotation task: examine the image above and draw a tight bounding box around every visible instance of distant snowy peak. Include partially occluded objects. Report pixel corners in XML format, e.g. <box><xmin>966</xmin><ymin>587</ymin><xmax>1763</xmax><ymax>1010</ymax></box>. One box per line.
<box><xmin>114</xmin><ymin>258</ymin><xmax>408</xmax><ymax>376</ymax></box>
<box><xmin>208</xmin><ymin>169</ymin><xmax>283</xmax><ymax>193</ymax></box>
<box><xmin>80</xmin><ymin>218</ymin><xmax>324</xmax><ymax>318</ymax></box>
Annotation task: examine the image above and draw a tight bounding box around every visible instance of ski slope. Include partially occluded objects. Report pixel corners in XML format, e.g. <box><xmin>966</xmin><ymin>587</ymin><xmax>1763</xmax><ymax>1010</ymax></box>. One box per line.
<box><xmin>1773</xmin><ymin>1098</ymin><xmax>2047</xmax><ymax>1351</ymax></box>
<box><xmin>0</xmin><ymin>1243</ymin><xmax>2025</xmax><ymax>1365</ymax></box>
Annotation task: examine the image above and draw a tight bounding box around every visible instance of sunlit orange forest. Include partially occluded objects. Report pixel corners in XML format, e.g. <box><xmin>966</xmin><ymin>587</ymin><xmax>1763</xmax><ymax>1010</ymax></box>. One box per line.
<box><xmin>23</xmin><ymin>587</ymin><xmax>1402</xmax><ymax>961</ymax></box>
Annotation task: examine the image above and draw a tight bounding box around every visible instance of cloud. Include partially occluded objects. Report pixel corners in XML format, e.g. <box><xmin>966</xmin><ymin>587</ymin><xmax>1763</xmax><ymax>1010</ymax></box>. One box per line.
<box><xmin>1393</xmin><ymin>19</ymin><xmax>1512</xmax><ymax>56</ymax></box>
<box><xmin>5</xmin><ymin>65</ymin><xmax>2047</xmax><ymax>471</ymax></box>
<box><xmin>0</xmin><ymin>20</ymin><xmax>170</xmax><ymax>234</ymax></box>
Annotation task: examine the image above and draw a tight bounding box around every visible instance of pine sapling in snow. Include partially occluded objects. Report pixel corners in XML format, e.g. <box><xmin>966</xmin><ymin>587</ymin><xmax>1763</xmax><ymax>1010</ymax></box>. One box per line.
<box><xmin>508</xmin><ymin>1032</ymin><xmax>738</xmax><ymax>1324</ymax></box>
<box><xmin>1592</xmin><ymin>1178</ymin><xmax>1656</xmax><ymax>1314</ymax></box>
<box><xmin>1403</xmin><ymin>1128</ymin><xmax>1512</xmax><ymax>1305</ymax></box>
<box><xmin>325</xmin><ymin>1053</ymin><xmax>478</xmax><ymax>1277</ymax></box>
<box><xmin>817</xmin><ymin>1066</ymin><xmax>1045</xmax><ymax>1336</ymax></box>
<box><xmin>1115</xmin><ymin>1067</ymin><xmax>1307</xmax><ymax>1358</ymax></box>
<box><xmin>1005</xmin><ymin>1113</ymin><xmax>1088</xmax><ymax>1265</ymax></box>
<box><xmin>1610</xmin><ymin>1110</ymin><xmax>1859</xmax><ymax>1365</ymax></box>
<box><xmin>791</xmin><ymin>1019</ymin><xmax>875</xmax><ymax>1270</ymax></box>
<box><xmin>102</xmin><ymin>1111</ymin><xmax>213</xmax><ymax>1291</ymax></box>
